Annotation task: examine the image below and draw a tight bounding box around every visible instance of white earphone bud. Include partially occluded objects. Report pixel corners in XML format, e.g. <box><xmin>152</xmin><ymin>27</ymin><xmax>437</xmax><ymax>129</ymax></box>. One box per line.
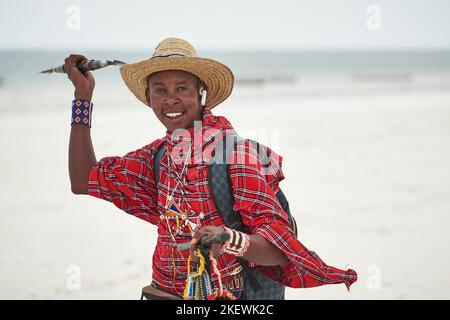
<box><xmin>199</xmin><ymin>87</ymin><xmax>207</xmax><ymax>106</ymax></box>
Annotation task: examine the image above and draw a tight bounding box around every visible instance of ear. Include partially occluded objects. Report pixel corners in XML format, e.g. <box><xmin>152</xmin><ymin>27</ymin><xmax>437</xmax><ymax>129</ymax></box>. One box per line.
<box><xmin>145</xmin><ymin>87</ymin><xmax>152</xmax><ymax>108</ymax></box>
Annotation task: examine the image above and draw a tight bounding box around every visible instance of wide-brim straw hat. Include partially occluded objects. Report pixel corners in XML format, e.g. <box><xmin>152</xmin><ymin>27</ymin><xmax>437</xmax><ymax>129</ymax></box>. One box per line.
<box><xmin>120</xmin><ymin>37</ymin><xmax>234</xmax><ymax>109</ymax></box>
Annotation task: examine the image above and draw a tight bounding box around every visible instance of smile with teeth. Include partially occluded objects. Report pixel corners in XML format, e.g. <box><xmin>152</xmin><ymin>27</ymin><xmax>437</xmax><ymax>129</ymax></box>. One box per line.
<box><xmin>164</xmin><ymin>111</ymin><xmax>185</xmax><ymax>119</ymax></box>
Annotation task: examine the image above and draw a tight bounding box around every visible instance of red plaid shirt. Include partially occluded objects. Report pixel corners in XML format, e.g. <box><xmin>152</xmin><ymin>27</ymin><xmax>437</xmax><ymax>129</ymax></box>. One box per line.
<box><xmin>88</xmin><ymin>107</ymin><xmax>357</xmax><ymax>297</ymax></box>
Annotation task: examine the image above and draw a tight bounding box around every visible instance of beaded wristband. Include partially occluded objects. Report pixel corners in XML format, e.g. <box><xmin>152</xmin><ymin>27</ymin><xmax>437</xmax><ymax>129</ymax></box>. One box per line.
<box><xmin>222</xmin><ymin>227</ymin><xmax>250</xmax><ymax>257</ymax></box>
<box><xmin>71</xmin><ymin>99</ymin><xmax>93</xmax><ymax>128</ymax></box>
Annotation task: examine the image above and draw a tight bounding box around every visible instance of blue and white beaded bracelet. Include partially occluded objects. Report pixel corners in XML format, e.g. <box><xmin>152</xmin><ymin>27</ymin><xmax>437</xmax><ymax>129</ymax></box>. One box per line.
<box><xmin>71</xmin><ymin>99</ymin><xmax>93</xmax><ymax>128</ymax></box>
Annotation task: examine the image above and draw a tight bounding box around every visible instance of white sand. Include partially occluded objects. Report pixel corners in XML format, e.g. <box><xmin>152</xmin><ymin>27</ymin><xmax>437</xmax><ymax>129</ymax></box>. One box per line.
<box><xmin>1</xmin><ymin>76</ymin><xmax>450</xmax><ymax>299</ymax></box>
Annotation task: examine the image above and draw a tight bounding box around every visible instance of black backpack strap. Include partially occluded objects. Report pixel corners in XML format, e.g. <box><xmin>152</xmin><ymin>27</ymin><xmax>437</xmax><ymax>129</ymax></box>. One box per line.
<box><xmin>208</xmin><ymin>134</ymin><xmax>264</xmax><ymax>292</ymax></box>
<box><xmin>153</xmin><ymin>143</ymin><xmax>166</xmax><ymax>186</ymax></box>
<box><xmin>275</xmin><ymin>188</ymin><xmax>297</xmax><ymax>237</ymax></box>
<box><xmin>207</xmin><ymin>159</ymin><xmax>243</xmax><ymax>230</ymax></box>
<box><xmin>208</xmin><ymin>134</ymin><xmax>246</xmax><ymax>230</ymax></box>
<box><xmin>228</xmin><ymin>137</ymin><xmax>297</xmax><ymax>237</ymax></box>
<box><xmin>209</xmin><ymin>134</ymin><xmax>294</xmax><ymax>232</ymax></box>
<box><xmin>208</xmin><ymin>134</ymin><xmax>298</xmax><ymax>293</ymax></box>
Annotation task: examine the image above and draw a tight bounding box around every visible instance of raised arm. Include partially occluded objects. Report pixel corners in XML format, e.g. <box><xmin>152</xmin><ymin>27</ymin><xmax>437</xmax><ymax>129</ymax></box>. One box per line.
<box><xmin>66</xmin><ymin>54</ymin><xmax>97</xmax><ymax>194</ymax></box>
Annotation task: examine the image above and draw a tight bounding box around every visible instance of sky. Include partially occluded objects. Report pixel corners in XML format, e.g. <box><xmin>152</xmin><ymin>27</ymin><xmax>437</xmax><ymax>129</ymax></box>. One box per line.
<box><xmin>1</xmin><ymin>0</ymin><xmax>449</xmax><ymax>50</ymax></box>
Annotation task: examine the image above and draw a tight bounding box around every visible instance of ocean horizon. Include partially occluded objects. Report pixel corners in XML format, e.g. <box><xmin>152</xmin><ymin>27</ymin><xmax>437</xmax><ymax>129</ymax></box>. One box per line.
<box><xmin>1</xmin><ymin>49</ymin><xmax>450</xmax><ymax>116</ymax></box>
<box><xmin>1</xmin><ymin>49</ymin><xmax>450</xmax><ymax>86</ymax></box>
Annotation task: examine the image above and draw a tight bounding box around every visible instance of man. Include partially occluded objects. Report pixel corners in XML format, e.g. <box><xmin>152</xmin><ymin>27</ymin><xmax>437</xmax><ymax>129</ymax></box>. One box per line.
<box><xmin>67</xmin><ymin>37</ymin><xmax>357</xmax><ymax>300</ymax></box>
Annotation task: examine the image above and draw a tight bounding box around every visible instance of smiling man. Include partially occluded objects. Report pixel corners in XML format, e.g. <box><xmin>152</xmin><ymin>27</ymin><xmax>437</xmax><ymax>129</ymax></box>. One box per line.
<box><xmin>66</xmin><ymin>37</ymin><xmax>357</xmax><ymax>300</ymax></box>
<box><xmin>146</xmin><ymin>70</ymin><xmax>203</xmax><ymax>132</ymax></box>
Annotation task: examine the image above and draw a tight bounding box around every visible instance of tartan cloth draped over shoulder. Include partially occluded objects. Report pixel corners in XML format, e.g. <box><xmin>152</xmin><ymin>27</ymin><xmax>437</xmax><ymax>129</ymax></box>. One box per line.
<box><xmin>88</xmin><ymin>107</ymin><xmax>357</xmax><ymax>297</ymax></box>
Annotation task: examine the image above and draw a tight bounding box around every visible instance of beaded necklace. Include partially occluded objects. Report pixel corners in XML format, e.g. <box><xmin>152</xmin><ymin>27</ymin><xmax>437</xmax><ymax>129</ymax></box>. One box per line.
<box><xmin>162</xmin><ymin>126</ymin><xmax>220</xmax><ymax>291</ymax></box>
<box><xmin>163</xmin><ymin>142</ymin><xmax>192</xmax><ymax>241</ymax></box>
<box><xmin>161</xmin><ymin>142</ymin><xmax>192</xmax><ymax>288</ymax></box>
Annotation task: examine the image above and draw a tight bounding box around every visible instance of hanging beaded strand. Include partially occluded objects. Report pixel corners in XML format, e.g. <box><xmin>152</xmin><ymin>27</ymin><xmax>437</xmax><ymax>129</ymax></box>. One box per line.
<box><xmin>208</xmin><ymin>251</ymin><xmax>237</xmax><ymax>300</ymax></box>
<box><xmin>183</xmin><ymin>249</ymin><xmax>213</xmax><ymax>300</ymax></box>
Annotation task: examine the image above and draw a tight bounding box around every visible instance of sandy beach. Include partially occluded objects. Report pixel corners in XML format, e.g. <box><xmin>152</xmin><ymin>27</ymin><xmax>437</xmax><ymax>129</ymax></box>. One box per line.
<box><xmin>1</xmin><ymin>73</ymin><xmax>450</xmax><ymax>299</ymax></box>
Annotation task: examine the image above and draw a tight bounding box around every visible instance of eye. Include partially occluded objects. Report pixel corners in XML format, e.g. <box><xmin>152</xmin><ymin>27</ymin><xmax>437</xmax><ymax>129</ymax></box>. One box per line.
<box><xmin>154</xmin><ymin>88</ymin><xmax>165</xmax><ymax>95</ymax></box>
<box><xmin>177</xmin><ymin>86</ymin><xmax>187</xmax><ymax>92</ymax></box>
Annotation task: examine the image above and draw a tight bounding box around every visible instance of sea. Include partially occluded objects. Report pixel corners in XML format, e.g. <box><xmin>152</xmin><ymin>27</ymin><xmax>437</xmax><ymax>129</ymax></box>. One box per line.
<box><xmin>0</xmin><ymin>49</ymin><xmax>450</xmax><ymax>114</ymax></box>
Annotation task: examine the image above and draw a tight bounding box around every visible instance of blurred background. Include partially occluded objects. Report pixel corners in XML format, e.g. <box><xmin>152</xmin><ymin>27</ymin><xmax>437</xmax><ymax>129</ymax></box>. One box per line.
<box><xmin>0</xmin><ymin>0</ymin><xmax>449</xmax><ymax>299</ymax></box>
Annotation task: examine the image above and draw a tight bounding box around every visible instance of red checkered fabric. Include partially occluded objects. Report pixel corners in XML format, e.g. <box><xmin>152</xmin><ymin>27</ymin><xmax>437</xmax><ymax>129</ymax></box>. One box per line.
<box><xmin>88</xmin><ymin>107</ymin><xmax>357</xmax><ymax>296</ymax></box>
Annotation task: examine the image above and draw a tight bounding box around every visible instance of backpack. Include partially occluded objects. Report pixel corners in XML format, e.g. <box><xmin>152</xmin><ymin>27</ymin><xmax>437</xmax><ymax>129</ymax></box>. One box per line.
<box><xmin>153</xmin><ymin>134</ymin><xmax>298</xmax><ymax>300</ymax></box>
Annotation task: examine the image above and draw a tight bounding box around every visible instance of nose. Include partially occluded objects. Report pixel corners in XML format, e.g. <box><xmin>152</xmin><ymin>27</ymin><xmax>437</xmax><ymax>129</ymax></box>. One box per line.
<box><xmin>164</xmin><ymin>91</ymin><xmax>180</xmax><ymax>106</ymax></box>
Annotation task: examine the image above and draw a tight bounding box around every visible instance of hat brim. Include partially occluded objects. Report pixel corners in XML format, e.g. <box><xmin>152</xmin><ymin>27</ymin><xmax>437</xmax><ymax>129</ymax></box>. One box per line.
<box><xmin>120</xmin><ymin>57</ymin><xmax>234</xmax><ymax>109</ymax></box>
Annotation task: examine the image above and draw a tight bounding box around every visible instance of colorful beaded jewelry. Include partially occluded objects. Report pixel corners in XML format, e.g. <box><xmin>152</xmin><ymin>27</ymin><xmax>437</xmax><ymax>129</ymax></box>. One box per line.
<box><xmin>207</xmin><ymin>251</ymin><xmax>238</xmax><ymax>300</ymax></box>
<box><xmin>221</xmin><ymin>227</ymin><xmax>250</xmax><ymax>257</ymax></box>
<box><xmin>71</xmin><ymin>99</ymin><xmax>93</xmax><ymax>128</ymax></box>
<box><xmin>183</xmin><ymin>249</ymin><xmax>237</xmax><ymax>300</ymax></box>
<box><xmin>183</xmin><ymin>249</ymin><xmax>213</xmax><ymax>300</ymax></box>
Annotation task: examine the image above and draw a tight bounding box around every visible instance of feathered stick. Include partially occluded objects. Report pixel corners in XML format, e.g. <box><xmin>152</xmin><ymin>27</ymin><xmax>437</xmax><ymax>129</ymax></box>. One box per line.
<box><xmin>36</xmin><ymin>59</ymin><xmax>126</xmax><ymax>74</ymax></box>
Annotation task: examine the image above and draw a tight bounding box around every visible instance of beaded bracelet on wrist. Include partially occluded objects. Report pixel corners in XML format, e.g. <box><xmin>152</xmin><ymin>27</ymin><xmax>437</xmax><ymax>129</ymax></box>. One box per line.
<box><xmin>71</xmin><ymin>99</ymin><xmax>93</xmax><ymax>128</ymax></box>
<box><xmin>222</xmin><ymin>227</ymin><xmax>250</xmax><ymax>257</ymax></box>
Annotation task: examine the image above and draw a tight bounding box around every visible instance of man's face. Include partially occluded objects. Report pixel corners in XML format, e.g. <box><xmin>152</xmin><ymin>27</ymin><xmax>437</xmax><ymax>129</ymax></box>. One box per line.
<box><xmin>146</xmin><ymin>70</ymin><xmax>203</xmax><ymax>133</ymax></box>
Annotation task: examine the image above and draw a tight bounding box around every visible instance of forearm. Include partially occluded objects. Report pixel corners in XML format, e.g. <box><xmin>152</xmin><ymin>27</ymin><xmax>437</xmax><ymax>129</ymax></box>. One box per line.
<box><xmin>241</xmin><ymin>233</ymin><xmax>289</xmax><ymax>267</ymax></box>
<box><xmin>192</xmin><ymin>226</ymin><xmax>289</xmax><ymax>267</ymax></box>
<box><xmin>65</xmin><ymin>54</ymin><xmax>97</xmax><ymax>194</ymax></box>
<box><xmin>69</xmin><ymin>125</ymin><xmax>97</xmax><ymax>194</ymax></box>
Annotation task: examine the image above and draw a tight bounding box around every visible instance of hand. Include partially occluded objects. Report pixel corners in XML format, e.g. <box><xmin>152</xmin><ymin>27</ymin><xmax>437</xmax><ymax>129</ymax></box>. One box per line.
<box><xmin>64</xmin><ymin>54</ymin><xmax>95</xmax><ymax>100</ymax></box>
<box><xmin>189</xmin><ymin>225</ymin><xmax>226</xmax><ymax>263</ymax></box>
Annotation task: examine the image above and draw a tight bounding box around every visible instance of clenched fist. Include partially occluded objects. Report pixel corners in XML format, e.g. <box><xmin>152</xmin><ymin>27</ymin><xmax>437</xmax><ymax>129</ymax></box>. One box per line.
<box><xmin>65</xmin><ymin>54</ymin><xmax>95</xmax><ymax>101</ymax></box>
<box><xmin>189</xmin><ymin>225</ymin><xmax>227</xmax><ymax>263</ymax></box>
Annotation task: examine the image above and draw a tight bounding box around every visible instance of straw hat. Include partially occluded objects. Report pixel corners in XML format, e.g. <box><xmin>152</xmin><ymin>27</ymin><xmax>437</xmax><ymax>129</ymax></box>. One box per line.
<box><xmin>120</xmin><ymin>37</ymin><xmax>234</xmax><ymax>109</ymax></box>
